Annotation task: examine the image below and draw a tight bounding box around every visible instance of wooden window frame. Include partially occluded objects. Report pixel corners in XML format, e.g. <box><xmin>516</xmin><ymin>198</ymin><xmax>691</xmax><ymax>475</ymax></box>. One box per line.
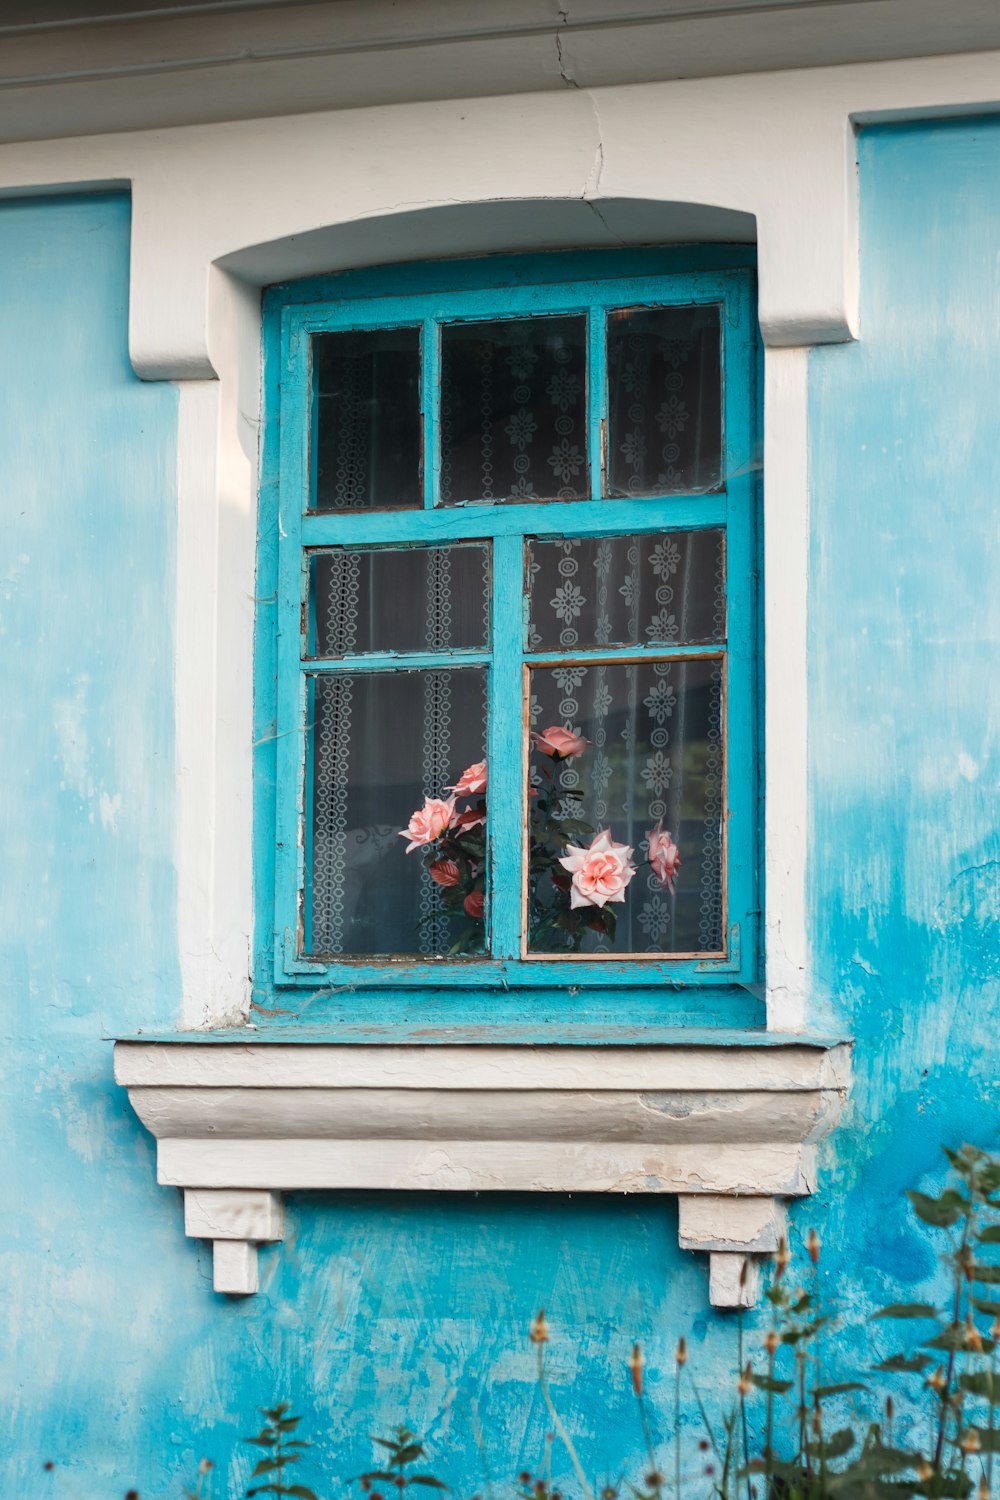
<box><xmin>256</xmin><ymin>249</ymin><xmax>760</xmax><ymax>995</ymax></box>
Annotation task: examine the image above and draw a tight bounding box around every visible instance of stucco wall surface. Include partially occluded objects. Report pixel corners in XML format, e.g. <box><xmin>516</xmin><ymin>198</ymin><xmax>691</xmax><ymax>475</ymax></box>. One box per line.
<box><xmin>805</xmin><ymin>115</ymin><xmax>1000</xmax><ymax>1290</ymax></box>
<box><xmin>1</xmin><ymin>115</ymin><xmax>999</xmax><ymax>1496</ymax></box>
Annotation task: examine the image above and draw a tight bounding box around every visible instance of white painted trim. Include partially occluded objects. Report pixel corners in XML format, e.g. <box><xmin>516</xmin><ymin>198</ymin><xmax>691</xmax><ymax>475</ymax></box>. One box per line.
<box><xmin>5</xmin><ymin>2</ymin><xmax>1000</xmax><ymax>156</ymax></box>
<box><xmin>115</xmin><ymin>1041</ymin><xmax>850</xmax><ymax>1091</ymax></box>
<box><xmin>763</xmin><ymin>349</ymin><xmax>810</xmax><ymax>1030</ymax></box>
<box><xmin>175</xmin><ymin>380</ymin><xmax>224</xmax><ymax>1028</ymax></box>
<box><xmin>115</xmin><ymin>1039</ymin><xmax>850</xmax><ymax>1303</ymax></box>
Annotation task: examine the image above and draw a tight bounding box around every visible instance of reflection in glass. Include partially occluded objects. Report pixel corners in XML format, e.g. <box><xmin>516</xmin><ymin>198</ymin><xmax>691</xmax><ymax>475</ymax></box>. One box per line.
<box><xmin>525</xmin><ymin>530</ymin><xmax>725</xmax><ymax>651</ymax></box>
<box><xmin>312</xmin><ymin>327</ymin><xmax>421</xmax><ymax>511</ymax></box>
<box><xmin>606</xmin><ymin>306</ymin><xmax>723</xmax><ymax>496</ymax></box>
<box><xmin>309</xmin><ymin>544</ymin><xmax>491</xmax><ymax>657</ymax></box>
<box><xmin>307</xmin><ymin>668</ymin><xmax>488</xmax><ymax>957</ymax></box>
<box><xmin>440</xmin><ymin>316</ymin><xmax>587</xmax><ymax>503</ymax></box>
<box><xmin>527</xmin><ymin>658</ymin><xmax>724</xmax><ymax>956</ymax></box>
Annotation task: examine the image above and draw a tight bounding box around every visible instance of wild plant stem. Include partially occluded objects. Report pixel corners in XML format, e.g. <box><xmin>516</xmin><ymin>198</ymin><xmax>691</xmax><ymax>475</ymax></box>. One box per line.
<box><xmin>637</xmin><ymin>1389</ymin><xmax>659</xmax><ymax>1484</ymax></box>
<box><xmin>936</xmin><ymin>1207</ymin><xmax>973</xmax><ymax>1470</ymax></box>
<box><xmin>797</xmin><ymin>1349</ymin><xmax>808</xmax><ymax>1476</ymax></box>
<box><xmin>687</xmin><ymin>1369</ymin><xmax>723</xmax><ymax>1467</ymax></box>
<box><xmin>737</xmin><ymin>1312</ymin><xmax>751</xmax><ymax>1500</ymax></box>
<box><xmin>765</xmin><ymin>1340</ymin><xmax>776</xmax><ymax>1483</ymax></box>
<box><xmin>674</xmin><ymin>1359</ymin><xmax>681</xmax><ymax>1500</ymax></box>
<box><xmin>536</xmin><ymin>1345</ymin><xmax>594</xmax><ymax>1500</ymax></box>
<box><xmin>989</xmin><ymin>1337</ymin><xmax>998</xmax><ymax>1493</ymax></box>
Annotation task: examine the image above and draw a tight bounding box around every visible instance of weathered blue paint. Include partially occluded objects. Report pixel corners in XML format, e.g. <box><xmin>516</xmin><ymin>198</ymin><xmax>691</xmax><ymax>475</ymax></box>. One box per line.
<box><xmin>801</xmin><ymin>113</ymin><xmax>1000</xmax><ymax>1356</ymax></box>
<box><xmin>4</xmin><ymin>115</ymin><xmax>1000</xmax><ymax>1499</ymax></box>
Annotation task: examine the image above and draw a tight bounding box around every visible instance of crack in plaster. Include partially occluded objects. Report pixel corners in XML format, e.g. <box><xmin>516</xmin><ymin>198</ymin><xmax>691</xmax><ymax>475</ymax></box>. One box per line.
<box><xmin>554</xmin><ymin>5</ymin><xmax>578</xmax><ymax>90</ymax></box>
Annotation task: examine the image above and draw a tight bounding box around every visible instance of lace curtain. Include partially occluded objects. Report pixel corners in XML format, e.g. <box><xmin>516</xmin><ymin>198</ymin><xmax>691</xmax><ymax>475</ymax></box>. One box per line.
<box><xmin>305</xmin><ymin>305</ymin><xmax>726</xmax><ymax>958</ymax></box>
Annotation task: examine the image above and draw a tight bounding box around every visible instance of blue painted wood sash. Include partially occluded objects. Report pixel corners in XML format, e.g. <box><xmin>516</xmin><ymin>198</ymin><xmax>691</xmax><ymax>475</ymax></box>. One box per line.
<box><xmin>259</xmin><ymin>253</ymin><xmax>760</xmax><ymax>999</ymax></box>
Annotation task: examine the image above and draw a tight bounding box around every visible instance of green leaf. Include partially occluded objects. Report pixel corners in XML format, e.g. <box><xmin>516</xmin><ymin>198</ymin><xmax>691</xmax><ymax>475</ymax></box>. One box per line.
<box><xmin>969</xmin><ymin>1426</ymin><xmax>1000</xmax><ymax>1452</ymax></box>
<box><xmin>972</xmin><ymin>1296</ymin><xmax>1000</xmax><ymax>1315</ymax></box>
<box><xmin>959</xmin><ymin>1372</ymin><xmax>998</xmax><ymax>1400</ymax></box>
<box><xmin>409</xmin><ymin>1478</ymin><xmax>448</xmax><ymax>1489</ymax></box>
<box><xmin>245</xmin><ymin>1435</ymin><xmax>277</xmax><ymax>1447</ymax></box>
<box><xmin>877</xmin><ymin>1353</ymin><xmax>932</xmax><ymax>1373</ymax></box>
<box><xmin>908</xmin><ymin>1475</ymin><xmax>974</xmax><ymax>1499</ymax></box>
<box><xmin>814</xmin><ymin>1382</ymin><xmax>868</xmax><ymax>1398</ymax></box>
<box><xmin>252</xmin><ymin>1459</ymin><xmax>281</xmax><ymax>1477</ymax></box>
<box><xmin>976</xmin><ymin>1226</ymin><xmax>1000</xmax><ymax>1244</ymax></box>
<box><xmin>924</xmin><ymin>1324</ymin><xmax>994</xmax><ymax>1353</ymax></box>
<box><xmin>873</xmin><ymin>1303</ymin><xmax>940</xmax><ymax>1320</ymax></box>
<box><xmin>263</xmin><ymin>1404</ymin><xmax>291</xmax><ymax>1421</ymax></box>
<box><xmin>748</xmin><ymin>1373</ymin><xmax>794</xmax><ymax>1393</ymax></box>
<box><xmin>822</xmin><ymin>1429</ymin><xmax>856</xmax><ymax>1460</ymax></box>
<box><xmin>277</xmin><ymin>1417</ymin><xmax>303</xmax><ymax>1433</ymax></box>
<box><xmin>907</xmin><ymin>1191</ymin><xmax>966</xmax><ymax>1227</ymax></box>
<box><xmin>248</xmin><ymin>1487</ymin><xmax>319</xmax><ymax>1500</ymax></box>
<box><xmin>393</xmin><ymin>1444</ymin><xmax>424</xmax><ymax>1465</ymax></box>
<box><xmin>972</xmin><ymin>1264</ymin><xmax>1000</xmax><ymax>1284</ymax></box>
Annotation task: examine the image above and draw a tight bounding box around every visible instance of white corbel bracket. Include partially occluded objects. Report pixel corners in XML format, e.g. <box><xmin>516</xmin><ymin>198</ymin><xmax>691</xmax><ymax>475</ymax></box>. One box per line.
<box><xmin>184</xmin><ymin>1188</ymin><xmax>284</xmax><ymax>1294</ymax></box>
<box><xmin>114</xmin><ymin>1037</ymin><xmax>850</xmax><ymax>1307</ymax></box>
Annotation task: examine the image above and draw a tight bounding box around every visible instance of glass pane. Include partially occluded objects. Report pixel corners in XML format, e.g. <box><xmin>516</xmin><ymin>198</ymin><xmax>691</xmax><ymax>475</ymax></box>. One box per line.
<box><xmin>309</xmin><ymin>544</ymin><xmax>491</xmax><ymax>657</ymax></box>
<box><xmin>307</xmin><ymin>668</ymin><xmax>488</xmax><ymax>958</ymax></box>
<box><xmin>526</xmin><ymin>530</ymin><xmax>724</xmax><ymax>651</ymax></box>
<box><xmin>312</xmin><ymin>327</ymin><xmax>421</xmax><ymax>511</ymax></box>
<box><xmin>606</xmin><ymin>306</ymin><xmax>722</xmax><ymax>496</ymax></box>
<box><xmin>440</xmin><ymin>316</ymin><xmax>587</xmax><ymax>503</ymax></box>
<box><xmin>527</xmin><ymin>657</ymin><xmax>724</xmax><ymax>956</ymax></box>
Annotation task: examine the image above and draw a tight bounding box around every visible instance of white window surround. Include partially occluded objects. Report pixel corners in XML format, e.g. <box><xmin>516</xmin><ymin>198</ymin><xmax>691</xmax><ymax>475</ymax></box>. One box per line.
<box><xmin>114</xmin><ymin>1037</ymin><xmax>851</xmax><ymax>1304</ymax></box>
<box><xmin>4</xmin><ymin>49</ymin><xmax>994</xmax><ymax>1295</ymax></box>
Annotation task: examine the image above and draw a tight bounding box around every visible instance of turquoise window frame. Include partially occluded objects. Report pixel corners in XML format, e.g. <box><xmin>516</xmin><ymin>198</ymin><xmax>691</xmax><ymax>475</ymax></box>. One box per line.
<box><xmin>255</xmin><ymin>249</ymin><xmax>760</xmax><ymax>999</ymax></box>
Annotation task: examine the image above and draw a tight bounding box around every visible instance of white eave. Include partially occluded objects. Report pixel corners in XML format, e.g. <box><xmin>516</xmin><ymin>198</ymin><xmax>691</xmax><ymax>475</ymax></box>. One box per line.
<box><xmin>4</xmin><ymin>0</ymin><xmax>1000</xmax><ymax>143</ymax></box>
<box><xmin>114</xmin><ymin>1034</ymin><xmax>851</xmax><ymax>1305</ymax></box>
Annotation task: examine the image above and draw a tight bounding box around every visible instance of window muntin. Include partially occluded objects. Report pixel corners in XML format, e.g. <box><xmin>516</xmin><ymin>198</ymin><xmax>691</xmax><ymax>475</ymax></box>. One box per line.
<box><xmin>267</xmin><ymin>262</ymin><xmax>758</xmax><ymax>990</ymax></box>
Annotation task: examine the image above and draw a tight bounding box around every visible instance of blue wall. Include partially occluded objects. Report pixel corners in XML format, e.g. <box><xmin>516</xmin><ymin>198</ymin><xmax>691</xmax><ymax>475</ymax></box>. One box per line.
<box><xmin>806</xmin><ymin>115</ymin><xmax>1000</xmax><ymax>1314</ymax></box>
<box><xmin>2</xmin><ymin>116</ymin><xmax>1000</xmax><ymax>1496</ymax></box>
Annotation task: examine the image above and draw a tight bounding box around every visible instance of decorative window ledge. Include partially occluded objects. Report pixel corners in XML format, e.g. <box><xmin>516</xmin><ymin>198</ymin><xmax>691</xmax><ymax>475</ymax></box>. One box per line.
<box><xmin>114</xmin><ymin>1033</ymin><xmax>851</xmax><ymax>1306</ymax></box>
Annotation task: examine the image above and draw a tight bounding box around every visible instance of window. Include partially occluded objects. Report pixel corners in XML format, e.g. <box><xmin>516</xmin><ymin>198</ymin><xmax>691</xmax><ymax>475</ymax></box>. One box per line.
<box><xmin>258</xmin><ymin>252</ymin><xmax>759</xmax><ymax>993</ymax></box>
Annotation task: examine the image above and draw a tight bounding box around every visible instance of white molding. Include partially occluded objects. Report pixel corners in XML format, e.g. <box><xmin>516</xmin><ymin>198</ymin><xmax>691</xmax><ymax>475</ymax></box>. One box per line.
<box><xmin>763</xmin><ymin>349</ymin><xmax>810</xmax><ymax>1030</ymax></box>
<box><xmin>115</xmin><ymin>1040</ymin><xmax>850</xmax><ymax>1304</ymax></box>
<box><xmin>5</xmin><ymin>2</ymin><xmax>1000</xmax><ymax>146</ymax></box>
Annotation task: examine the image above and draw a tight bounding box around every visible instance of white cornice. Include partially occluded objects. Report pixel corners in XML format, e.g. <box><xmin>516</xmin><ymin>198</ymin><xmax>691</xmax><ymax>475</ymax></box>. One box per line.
<box><xmin>115</xmin><ymin>1038</ymin><xmax>851</xmax><ymax>1302</ymax></box>
<box><xmin>3</xmin><ymin>1</ymin><xmax>1000</xmax><ymax>143</ymax></box>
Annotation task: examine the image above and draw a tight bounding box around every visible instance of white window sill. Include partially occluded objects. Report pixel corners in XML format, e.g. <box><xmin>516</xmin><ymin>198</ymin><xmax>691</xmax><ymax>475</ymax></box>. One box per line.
<box><xmin>114</xmin><ymin>1032</ymin><xmax>851</xmax><ymax>1305</ymax></box>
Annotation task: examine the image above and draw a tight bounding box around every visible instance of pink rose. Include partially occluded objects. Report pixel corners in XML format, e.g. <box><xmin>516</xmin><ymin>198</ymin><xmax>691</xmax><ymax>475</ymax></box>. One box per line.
<box><xmin>559</xmin><ymin>829</ymin><xmax>636</xmax><ymax>909</ymax></box>
<box><xmin>399</xmin><ymin>795</ymin><xmax>456</xmax><ymax>853</ymax></box>
<box><xmin>532</xmin><ymin>725</ymin><xmax>590</xmax><ymax>759</ymax></box>
<box><xmin>648</xmin><ymin>821</ymin><xmax>681</xmax><ymax>895</ymax></box>
<box><xmin>447</xmin><ymin>760</ymin><xmax>488</xmax><ymax>796</ymax></box>
<box><xmin>428</xmin><ymin>858</ymin><xmax>461</xmax><ymax>887</ymax></box>
<box><xmin>463</xmin><ymin>890</ymin><xmax>485</xmax><ymax>919</ymax></box>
